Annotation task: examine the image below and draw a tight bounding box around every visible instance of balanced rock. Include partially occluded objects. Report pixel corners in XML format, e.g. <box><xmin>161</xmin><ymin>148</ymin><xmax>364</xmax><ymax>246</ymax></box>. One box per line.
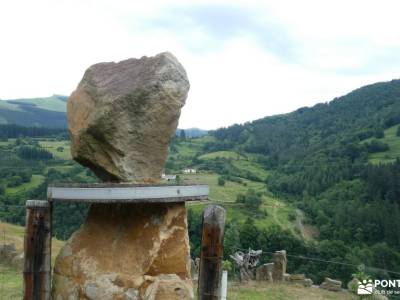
<box><xmin>68</xmin><ymin>52</ymin><xmax>189</xmax><ymax>182</ymax></box>
<box><xmin>53</xmin><ymin>53</ymin><xmax>193</xmax><ymax>299</ymax></box>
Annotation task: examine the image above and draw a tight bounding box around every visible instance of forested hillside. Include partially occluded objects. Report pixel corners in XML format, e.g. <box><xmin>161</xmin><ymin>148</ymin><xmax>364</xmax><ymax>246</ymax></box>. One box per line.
<box><xmin>204</xmin><ymin>79</ymin><xmax>400</xmax><ymax>281</ymax></box>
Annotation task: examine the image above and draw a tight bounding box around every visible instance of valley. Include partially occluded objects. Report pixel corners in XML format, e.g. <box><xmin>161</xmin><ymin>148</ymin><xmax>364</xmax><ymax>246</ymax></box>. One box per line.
<box><xmin>1</xmin><ymin>79</ymin><xmax>400</xmax><ymax>297</ymax></box>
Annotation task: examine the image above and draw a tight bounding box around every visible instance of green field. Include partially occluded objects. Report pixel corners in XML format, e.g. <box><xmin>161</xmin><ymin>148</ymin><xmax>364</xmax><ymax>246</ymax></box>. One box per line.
<box><xmin>199</xmin><ymin>150</ymin><xmax>269</xmax><ymax>180</ymax></box>
<box><xmin>365</xmin><ymin>125</ymin><xmax>400</xmax><ymax>164</ymax></box>
<box><xmin>0</xmin><ymin>222</ymin><xmax>65</xmax><ymax>299</ymax></box>
<box><xmin>0</xmin><ymin>101</ymin><xmax>23</xmax><ymax>111</ymax></box>
<box><xmin>0</xmin><ymin>222</ymin><xmax>65</xmax><ymax>256</ymax></box>
<box><xmin>183</xmin><ymin>148</ymin><xmax>299</xmax><ymax>233</ymax></box>
<box><xmin>183</xmin><ymin>173</ymin><xmax>299</xmax><ymax>235</ymax></box>
<box><xmin>39</xmin><ymin>140</ymin><xmax>71</xmax><ymax>160</ymax></box>
<box><xmin>199</xmin><ymin>150</ymin><xmax>245</xmax><ymax>160</ymax></box>
<box><xmin>6</xmin><ymin>174</ymin><xmax>45</xmax><ymax>196</ymax></box>
<box><xmin>0</xmin><ymin>264</ymin><xmax>22</xmax><ymax>300</ymax></box>
<box><xmin>231</xmin><ymin>159</ymin><xmax>269</xmax><ymax>181</ymax></box>
<box><xmin>175</xmin><ymin>136</ymin><xmax>216</xmax><ymax>158</ymax></box>
<box><xmin>0</xmin><ymin>138</ymin><xmax>15</xmax><ymax>146</ymax></box>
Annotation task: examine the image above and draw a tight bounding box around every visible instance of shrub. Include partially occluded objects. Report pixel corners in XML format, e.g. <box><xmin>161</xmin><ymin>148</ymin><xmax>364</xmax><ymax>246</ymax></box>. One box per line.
<box><xmin>244</xmin><ymin>188</ymin><xmax>262</xmax><ymax>211</ymax></box>
<box><xmin>365</xmin><ymin>140</ymin><xmax>389</xmax><ymax>153</ymax></box>
<box><xmin>236</xmin><ymin>193</ymin><xmax>245</xmax><ymax>203</ymax></box>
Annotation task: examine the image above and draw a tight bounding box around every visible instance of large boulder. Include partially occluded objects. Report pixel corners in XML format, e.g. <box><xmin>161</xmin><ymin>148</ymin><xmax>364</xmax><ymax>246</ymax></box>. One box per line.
<box><xmin>68</xmin><ymin>52</ymin><xmax>189</xmax><ymax>182</ymax></box>
<box><xmin>52</xmin><ymin>203</ymin><xmax>192</xmax><ymax>299</ymax></box>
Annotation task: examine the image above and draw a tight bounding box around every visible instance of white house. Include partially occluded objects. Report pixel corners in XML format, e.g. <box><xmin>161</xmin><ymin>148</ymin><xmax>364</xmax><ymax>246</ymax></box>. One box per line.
<box><xmin>161</xmin><ymin>173</ymin><xmax>177</xmax><ymax>181</ymax></box>
<box><xmin>183</xmin><ymin>168</ymin><xmax>197</xmax><ymax>174</ymax></box>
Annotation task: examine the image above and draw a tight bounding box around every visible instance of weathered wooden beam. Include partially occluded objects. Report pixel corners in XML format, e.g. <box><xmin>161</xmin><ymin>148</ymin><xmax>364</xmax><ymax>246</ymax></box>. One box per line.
<box><xmin>47</xmin><ymin>184</ymin><xmax>209</xmax><ymax>203</ymax></box>
<box><xmin>198</xmin><ymin>205</ymin><xmax>226</xmax><ymax>300</ymax></box>
<box><xmin>23</xmin><ymin>200</ymin><xmax>52</xmax><ymax>300</ymax></box>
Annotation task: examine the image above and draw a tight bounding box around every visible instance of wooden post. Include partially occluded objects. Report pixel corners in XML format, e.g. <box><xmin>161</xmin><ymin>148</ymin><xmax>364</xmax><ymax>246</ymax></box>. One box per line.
<box><xmin>198</xmin><ymin>205</ymin><xmax>226</xmax><ymax>300</ymax></box>
<box><xmin>23</xmin><ymin>200</ymin><xmax>52</xmax><ymax>300</ymax></box>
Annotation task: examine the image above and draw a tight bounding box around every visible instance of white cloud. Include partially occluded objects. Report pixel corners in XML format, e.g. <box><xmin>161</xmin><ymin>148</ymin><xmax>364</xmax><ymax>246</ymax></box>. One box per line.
<box><xmin>0</xmin><ymin>0</ymin><xmax>399</xmax><ymax>129</ymax></box>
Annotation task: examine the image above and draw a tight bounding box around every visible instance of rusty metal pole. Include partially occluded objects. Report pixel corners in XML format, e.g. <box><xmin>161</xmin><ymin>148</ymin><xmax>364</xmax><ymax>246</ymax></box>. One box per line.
<box><xmin>23</xmin><ymin>200</ymin><xmax>52</xmax><ymax>300</ymax></box>
<box><xmin>198</xmin><ymin>205</ymin><xmax>226</xmax><ymax>300</ymax></box>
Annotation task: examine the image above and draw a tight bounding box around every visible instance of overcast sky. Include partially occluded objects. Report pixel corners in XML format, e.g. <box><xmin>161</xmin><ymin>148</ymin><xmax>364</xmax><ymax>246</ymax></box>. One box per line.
<box><xmin>0</xmin><ymin>0</ymin><xmax>399</xmax><ymax>129</ymax></box>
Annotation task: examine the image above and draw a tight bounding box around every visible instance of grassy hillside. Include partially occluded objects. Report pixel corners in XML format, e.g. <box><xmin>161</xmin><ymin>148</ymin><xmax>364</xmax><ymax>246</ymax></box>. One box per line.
<box><xmin>39</xmin><ymin>139</ymin><xmax>71</xmax><ymax>160</ymax></box>
<box><xmin>165</xmin><ymin>138</ymin><xmax>309</xmax><ymax>238</ymax></box>
<box><xmin>0</xmin><ymin>95</ymin><xmax>68</xmax><ymax>128</ymax></box>
<box><xmin>365</xmin><ymin>125</ymin><xmax>400</xmax><ymax>164</ymax></box>
<box><xmin>0</xmin><ymin>221</ymin><xmax>64</xmax><ymax>256</ymax></box>
<box><xmin>183</xmin><ymin>173</ymin><xmax>303</xmax><ymax>237</ymax></box>
<box><xmin>6</xmin><ymin>95</ymin><xmax>67</xmax><ymax>112</ymax></box>
<box><xmin>0</xmin><ymin>222</ymin><xmax>64</xmax><ymax>299</ymax></box>
<box><xmin>200</xmin><ymin>79</ymin><xmax>400</xmax><ymax>287</ymax></box>
<box><xmin>224</xmin><ymin>282</ymin><xmax>356</xmax><ymax>300</ymax></box>
<box><xmin>6</xmin><ymin>174</ymin><xmax>45</xmax><ymax>196</ymax></box>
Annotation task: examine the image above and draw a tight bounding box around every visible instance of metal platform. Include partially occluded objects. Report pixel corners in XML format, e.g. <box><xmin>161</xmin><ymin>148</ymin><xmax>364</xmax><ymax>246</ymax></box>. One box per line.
<box><xmin>47</xmin><ymin>183</ymin><xmax>209</xmax><ymax>203</ymax></box>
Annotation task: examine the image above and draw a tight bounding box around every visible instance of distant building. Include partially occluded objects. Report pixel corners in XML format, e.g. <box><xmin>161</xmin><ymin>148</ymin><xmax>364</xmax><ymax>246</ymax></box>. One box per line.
<box><xmin>183</xmin><ymin>168</ymin><xmax>197</xmax><ymax>174</ymax></box>
<box><xmin>161</xmin><ymin>173</ymin><xmax>176</xmax><ymax>181</ymax></box>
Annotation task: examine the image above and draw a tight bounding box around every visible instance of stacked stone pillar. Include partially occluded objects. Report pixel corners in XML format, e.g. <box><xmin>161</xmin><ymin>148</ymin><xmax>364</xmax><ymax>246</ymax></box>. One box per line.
<box><xmin>52</xmin><ymin>53</ymin><xmax>194</xmax><ymax>300</ymax></box>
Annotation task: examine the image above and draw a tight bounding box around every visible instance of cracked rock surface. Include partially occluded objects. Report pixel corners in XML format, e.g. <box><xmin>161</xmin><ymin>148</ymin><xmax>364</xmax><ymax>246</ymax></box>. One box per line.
<box><xmin>52</xmin><ymin>203</ymin><xmax>192</xmax><ymax>299</ymax></box>
<box><xmin>67</xmin><ymin>52</ymin><xmax>189</xmax><ymax>183</ymax></box>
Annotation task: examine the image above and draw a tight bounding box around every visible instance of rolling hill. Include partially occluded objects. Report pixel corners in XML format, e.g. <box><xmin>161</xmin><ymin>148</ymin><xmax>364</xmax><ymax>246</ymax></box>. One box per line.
<box><xmin>202</xmin><ymin>78</ymin><xmax>400</xmax><ymax>285</ymax></box>
<box><xmin>0</xmin><ymin>96</ymin><xmax>208</xmax><ymax>137</ymax></box>
<box><xmin>0</xmin><ymin>95</ymin><xmax>67</xmax><ymax>128</ymax></box>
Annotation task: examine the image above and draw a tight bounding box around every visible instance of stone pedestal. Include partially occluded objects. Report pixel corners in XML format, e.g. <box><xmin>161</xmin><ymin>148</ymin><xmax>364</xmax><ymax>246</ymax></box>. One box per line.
<box><xmin>52</xmin><ymin>203</ymin><xmax>192</xmax><ymax>299</ymax></box>
<box><xmin>272</xmin><ymin>250</ymin><xmax>287</xmax><ymax>282</ymax></box>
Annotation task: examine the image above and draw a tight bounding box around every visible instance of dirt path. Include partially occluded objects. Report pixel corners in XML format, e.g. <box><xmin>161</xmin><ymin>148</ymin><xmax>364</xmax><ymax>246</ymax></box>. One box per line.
<box><xmin>295</xmin><ymin>208</ymin><xmax>306</xmax><ymax>239</ymax></box>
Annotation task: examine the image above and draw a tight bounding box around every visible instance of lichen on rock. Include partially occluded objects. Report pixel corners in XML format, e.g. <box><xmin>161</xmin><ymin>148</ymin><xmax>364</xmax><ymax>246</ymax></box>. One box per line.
<box><xmin>52</xmin><ymin>203</ymin><xmax>193</xmax><ymax>299</ymax></box>
<box><xmin>67</xmin><ymin>52</ymin><xmax>189</xmax><ymax>183</ymax></box>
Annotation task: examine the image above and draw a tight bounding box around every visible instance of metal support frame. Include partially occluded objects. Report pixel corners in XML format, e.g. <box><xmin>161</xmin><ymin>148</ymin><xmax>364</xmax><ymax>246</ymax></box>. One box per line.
<box><xmin>47</xmin><ymin>183</ymin><xmax>209</xmax><ymax>203</ymax></box>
